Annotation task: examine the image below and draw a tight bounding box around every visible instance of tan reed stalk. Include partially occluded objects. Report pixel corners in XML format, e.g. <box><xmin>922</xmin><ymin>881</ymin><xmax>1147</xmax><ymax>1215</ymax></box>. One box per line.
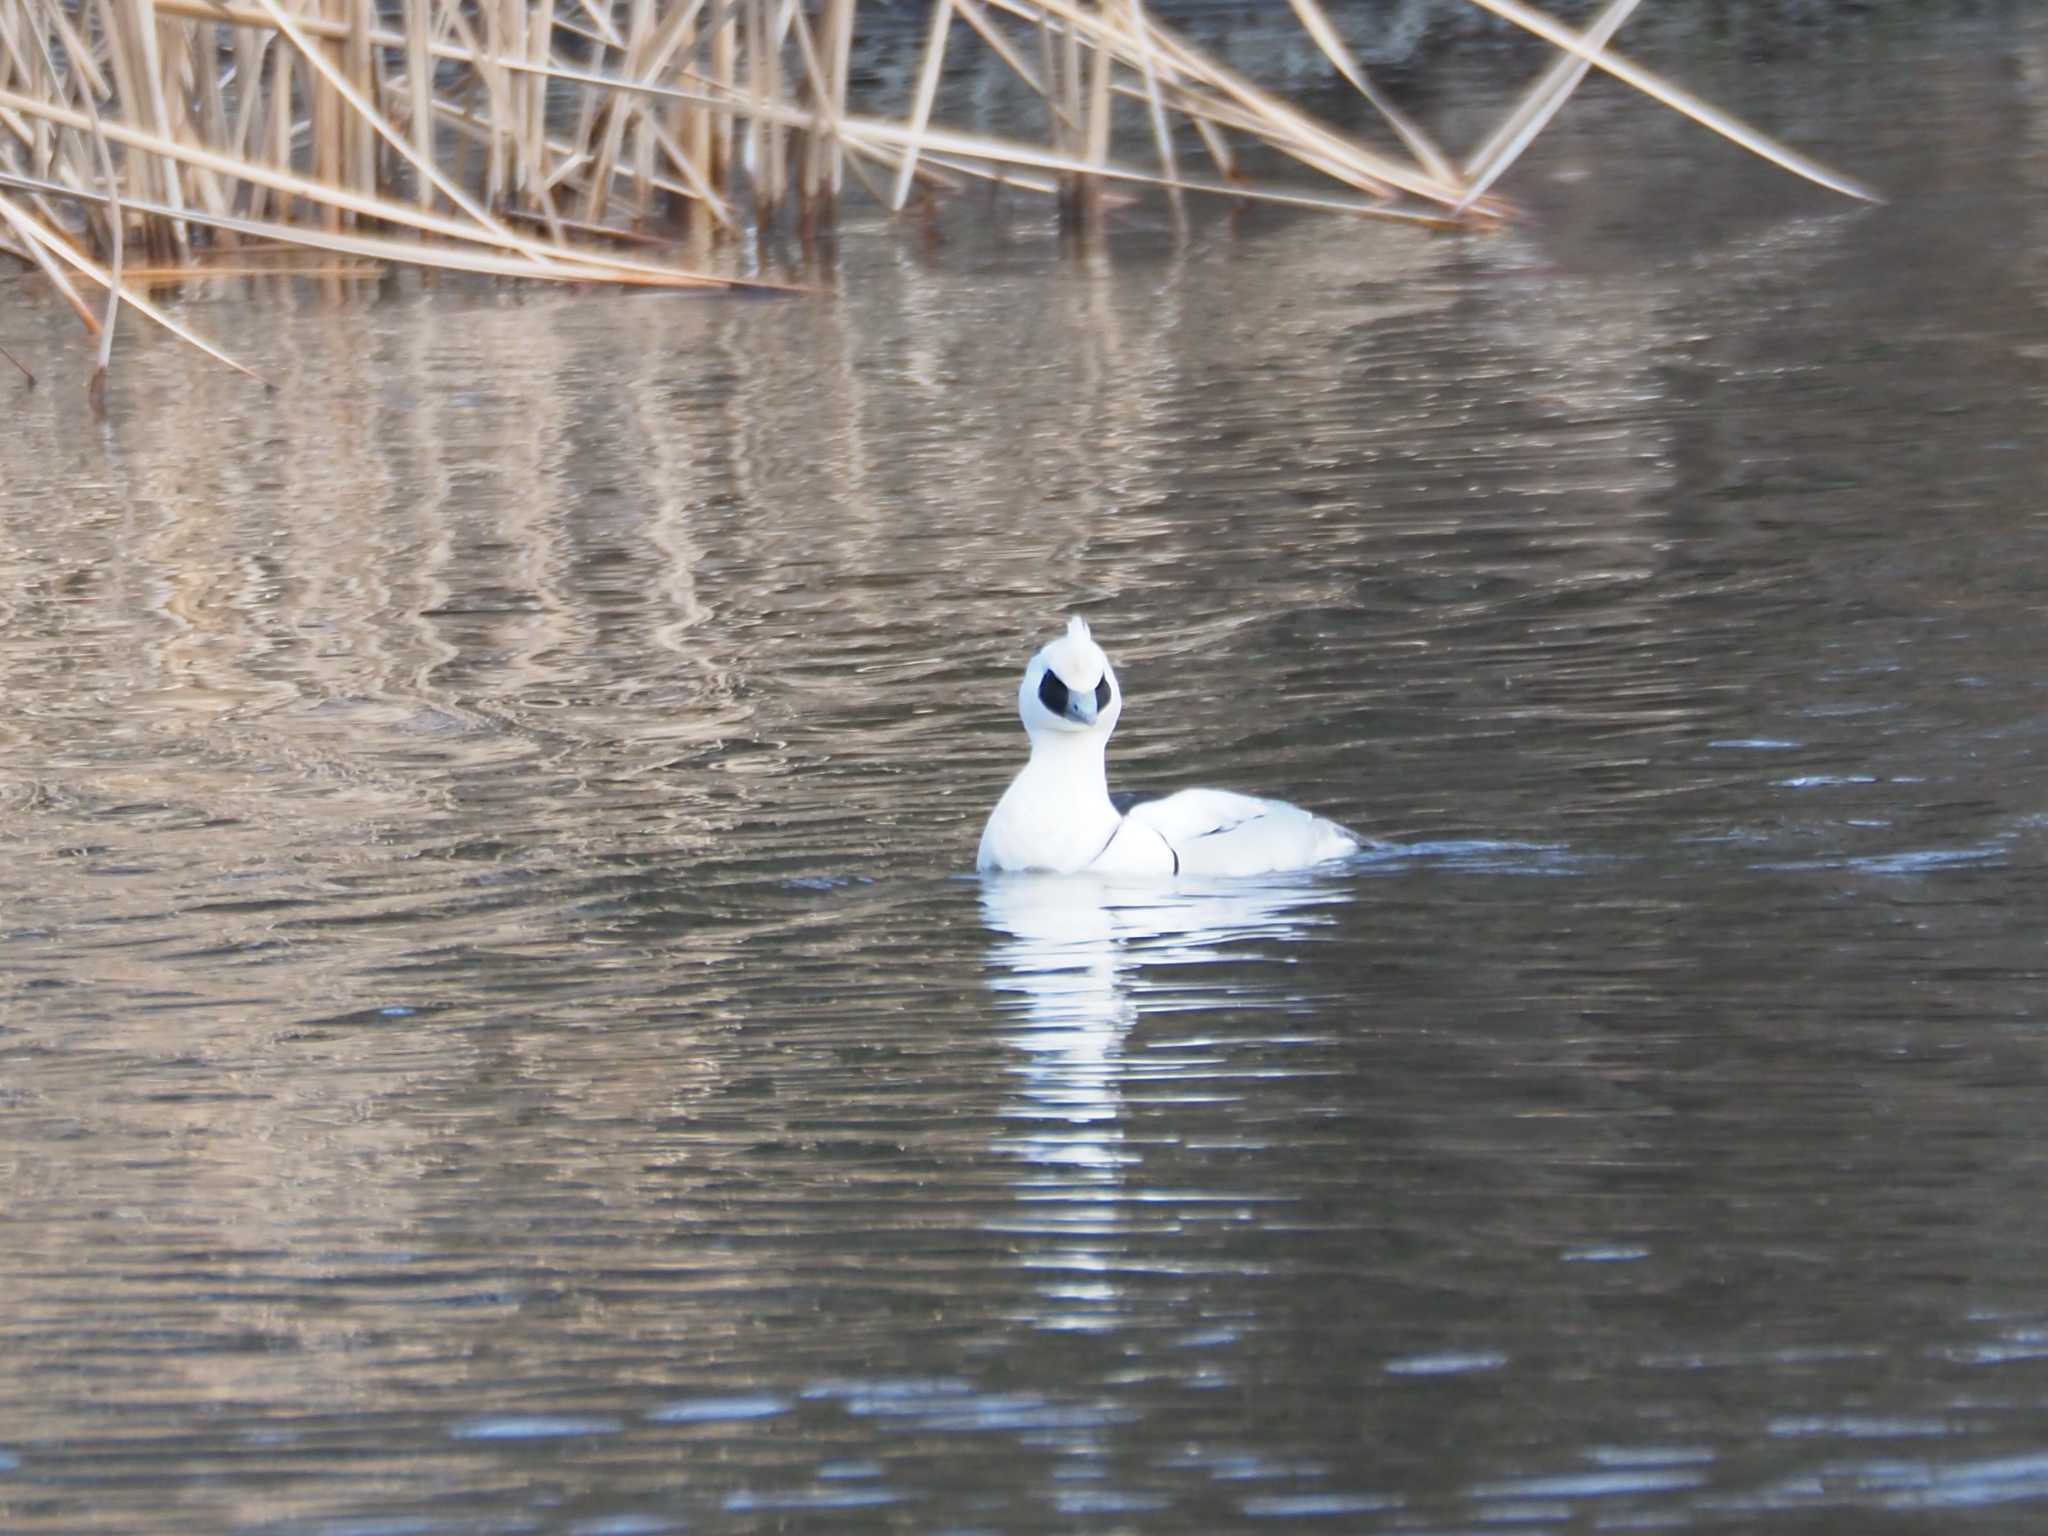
<box><xmin>91</xmin><ymin>0</ymin><xmax>142</xmax><ymax>241</ymax></box>
<box><xmin>1032</xmin><ymin>4</ymin><xmax>1064</xmax><ymax>173</ymax></box>
<box><xmin>0</xmin><ymin>187</ymin><xmax>104</xmax><ymax>329</ymax></box>
<box><xmin>637</xmin><ymin>0</ymin><xmax>724</xmax><ymax>202</ymax></box>
<box><xmin>0</xmin><ymin>164</ymin><xmax>761</xmax><ymax>278</ymax></box>
<box><xmin>788</xmin><ymin>0</ymin><xmax>838</xmax><ymax>217</ymax></box>
<box><xmin>1</xmin><ymin>7</ymin><xmax>69</xmax><ymax>235</ymax></box>
<box><xmin>582</xmin><ymin>0</ymin><xmax>648</xmax><ymax>221</ymax></box>
<box><xmin>496</xmin><ymin>61</ymin><xmax>1457</xmax><ymax>224</ymax></box>
<box><xmin>642</xmin><ymin>95</ymin><xmax>738</xmax><ymax>226</ymax></box>
<box><xmin>1460</xmin><ymin>0</ymin><xmax>1877</xmax><ymax>201</ymax></box>
<box><xmin>31</xmin><ymin>1</ymin><xmax>110</xmax><ymax>99</ymax></box>
<box><xmin>188</xmin><ymin>20</ymin><xmax>235</xmax><ymax>220</ymax></box>
<box><xmin>775</xmin><ymin>0</ymin><xmax>799</xmax><ymax>213</ymax></box>
<box><xmin>758</xmin><ymin>0</ymin><xmax>789</xmax><ymax>217</ymax></box>
<box><xmin>745</xmin><ymin>0</ymin><xmax>768</xmax><ymax>214</ymax></box>
<box><xmin>23</xmin><ymin>0</ymin><xmax>123</xmax><ymax>385</ymax></box>
<box><xmin>249</xmin><ymin>0</ymin><xmax>583</xmax><ymax>265</ymax></box>
<box><xmin>784</xmin><ymin>5</ymin><xmax>906</xmax><ymax>213</ymax></box>
<box><xmin>950</xmin><ymin>0</ymin><xmax>1044</xmax><ymax>99</ymax></box>
<box><xmin>0</xmin><ymin>338</ymin><xmax>34</xmax><ymax>385</ymax></box>
<box><xmin>792</xmin><ymin>0</ymin><xmax>827</xmax><ymax>214</ymax></box>
<box><xmin>709</xmin><ymin>1</ymin><xmax>733</xmax><ymax>191</ymax></box>
<box><xmin>1004</xmin><ymin>0</ymin><xmax>1426</xmax><ymax>202</ymax></box>
<box><xmin>1287</xmin><ymin>0</ymin><xmax>1457</xmax><ymax>190</ymax></box>
<box><xmin>1</xmin><ymin>185</ymin><xmax>264</xmax><ymax>378</ymax></box>
<box><xmin>676</xmin><ymin>9</ymin><xmax>710</xmax><ymax>214</ymax></box>
<box><xmin>1125</xmin><ymin>0</ymin><xmax>1185</xmax><ymax>231</ymax></box>
<box><xmin>0</xmin><ymin>191</ymin><xmax>95</xmax><ymax>329</ymax></box>
<box><xmin>578</xmin><ymin>0</ymin><xmax>713</xmax><ymax>222</ymax></box>
<box><xmin>402</xmin><ymin>0</ymin><xmax>433</xmax><ymax>209</ymax></box>
<box><xmin>126</xmin><ymin>0</ymin><xmax>195</xmax><ymax>256</ymax></box>
<box><xmin>1</xmin><ymin>0</ymin><xmax>1876</xmax><ymax>387</ymax></box>
<box><xmin>1082</xmin><ymin>1</ymin><xmax>1111</xmax><ymax>218</ymax></box>
<box><xmin>268</xmin><ymin>22</ymin><xmax>295</xmax><ymax>220</ymax></box>
<box><xmin>1457</xmin><ymin>0</ymin><xmax>1641</xmax><ymax>213</ymax></box>
<box><xmin>893</xmin><ymin>0</ymin><xmax>953</xmax><ymax>210</ymax></box>
<box><xmin>0</xmin><ymin>82</ymin><xmax>744</xmax><ymax>282</ymax></box>
<box><xmin>88</xmin><ymin>107</ymin><xmax>120</xmax><ymax>408</ymax></box>
<box><xmin>152</xmin><ymin>0</ymin><xmax>468</xmax><ymax>71</ymax></box>
<box><xmin>822</xmin><ymin>0</ymin><xmax>851</xmax><ymax>202</ymax></box>
<box><xmin>347</xmin><ymin>0</ymin><xmax>375</xmax><ymax>201</ymax></box>
<box><xmin>529</xmin><ymin>0</ymin><xmax>558</xmax><ymax>203</ymax></box>
<box><xmin>629</xmin><ymin>0</ymin><xmax>656</xmax><ymax>215</ymax></box>
<box><xmin>1057</xmin><ymin>1</ymin><xmax>1080</xmax><ymax>215</ymax></box>
<box><xmin>309</xmin><ymin>0</ymin><xmax>344</xmax><ymax>229</ymax></box>
<box><xmin>70</xmin><ymin>10</ymin><xmax>125</xmax><ymax>400</ymax></box>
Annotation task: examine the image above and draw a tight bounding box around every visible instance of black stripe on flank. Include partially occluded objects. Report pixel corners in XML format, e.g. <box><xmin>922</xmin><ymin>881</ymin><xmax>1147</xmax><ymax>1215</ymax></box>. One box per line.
<box><xmin>1091</xmin><ymin>818</ymin><xmax>1123</xmax><ymax>866</ymax></box>
<box><xmin>1099</xmin><ymin>808</ymin><xmax>1179</xmax><ymax>875</ymax></box>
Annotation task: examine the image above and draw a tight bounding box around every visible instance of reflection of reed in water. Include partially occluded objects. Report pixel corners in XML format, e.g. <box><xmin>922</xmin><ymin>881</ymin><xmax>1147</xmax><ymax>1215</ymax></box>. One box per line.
<box><xmin>87</xmin><ymin>294</ymin><xmax>746</xmax><ymax>762</ymax></box>
<box><xmin>0</xmin><ymin>296</ymin><xmax>776</xmax><ymax>1043</ymax></box>
<box><xmin>979</xmin><ymin>870</ymin><xmax>1349</xmax><ymax>1330</ymax></box>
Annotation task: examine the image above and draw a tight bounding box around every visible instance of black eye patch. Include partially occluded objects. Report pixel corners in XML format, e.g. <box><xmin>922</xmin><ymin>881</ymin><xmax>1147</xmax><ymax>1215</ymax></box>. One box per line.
<box><xmin>1094</xmin><ymin>675</ymin><xmax>1112</xmax><ymax>712</ymax></box>
<box><xmin>1038</xmin><ymin>670</ymin><xmax>1071</xmax><ymax>716</ymax></box>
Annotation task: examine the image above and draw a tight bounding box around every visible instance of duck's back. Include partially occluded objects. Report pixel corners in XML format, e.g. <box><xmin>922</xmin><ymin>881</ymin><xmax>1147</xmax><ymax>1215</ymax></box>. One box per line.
<box><xmin>1121</xmin><ymin>789</ymin><xmax>1358</xmax><ymax>877</ymax></box>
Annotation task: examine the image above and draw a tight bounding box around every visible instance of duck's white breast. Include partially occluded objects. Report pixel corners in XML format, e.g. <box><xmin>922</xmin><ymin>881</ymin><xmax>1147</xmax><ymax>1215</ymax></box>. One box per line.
<box><xmin>977</xmin><ymin>772</ymin><xmax>1123</xmax><ymax>874</ymax></box>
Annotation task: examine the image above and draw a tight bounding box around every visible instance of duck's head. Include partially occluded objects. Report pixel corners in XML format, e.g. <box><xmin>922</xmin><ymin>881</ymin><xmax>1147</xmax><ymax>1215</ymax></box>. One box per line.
<box><xmin>1018</xmin><ymin>615</ymin><xmax>1122</xmax><ymax>743</ymax></box>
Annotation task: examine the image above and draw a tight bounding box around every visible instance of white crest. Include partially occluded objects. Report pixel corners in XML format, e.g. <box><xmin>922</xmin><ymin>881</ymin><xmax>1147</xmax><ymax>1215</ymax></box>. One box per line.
<box><xmin>1040</xmin><ymin>615</ymin><xmax>1108</xmax><ymax>692</ymax></box>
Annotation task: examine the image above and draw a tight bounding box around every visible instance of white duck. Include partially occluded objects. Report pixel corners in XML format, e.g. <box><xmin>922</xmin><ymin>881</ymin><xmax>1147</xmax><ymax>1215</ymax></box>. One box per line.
<box><xmin>977</xmin><ymin>617</ymin><xmax>1360</xmax><ymax>877</ymax></box>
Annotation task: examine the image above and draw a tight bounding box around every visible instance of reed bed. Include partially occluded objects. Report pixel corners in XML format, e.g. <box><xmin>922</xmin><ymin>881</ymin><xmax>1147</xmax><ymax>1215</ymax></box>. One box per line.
<box><xmin>0</xmin><ymin>0</ymin><xmax>1873</xmax><ymax>389</ymax></box>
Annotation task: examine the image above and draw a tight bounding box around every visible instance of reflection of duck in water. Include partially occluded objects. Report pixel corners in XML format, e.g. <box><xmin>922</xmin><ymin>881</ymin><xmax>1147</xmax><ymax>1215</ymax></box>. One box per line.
<box><xmin>980</xmin><ymin>871</ymin><xmax>1353</xmax><ymax>1158</ymax></box>
<box><xmin>977</xmin><ymin>617</ymin><xmax>1360</xmax><ymax>877</ymax></box>
<box><xmin>981</xmin><ymin>872</ymin><xmax>1353</xmax><ymax>1001</ymax></box>
<box><xmin>980</xmin><ymin>871</ymin><xmax>1353</xmax><ymax>1336</ymax></box>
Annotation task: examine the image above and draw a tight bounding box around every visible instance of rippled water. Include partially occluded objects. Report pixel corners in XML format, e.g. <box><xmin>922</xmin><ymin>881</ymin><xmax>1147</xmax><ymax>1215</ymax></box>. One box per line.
<box><xmin>5</xmin><ymin>6</ymin><xmax>2048</xmax><ymax>1532</ymax></box>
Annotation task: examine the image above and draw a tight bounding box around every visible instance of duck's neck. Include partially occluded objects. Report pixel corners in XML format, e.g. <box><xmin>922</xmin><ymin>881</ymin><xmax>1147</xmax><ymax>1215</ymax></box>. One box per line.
<box><xmin>1022</xmin><ymin>729</ymin><xmax>1114</xmax><ymax>810</ymax></box>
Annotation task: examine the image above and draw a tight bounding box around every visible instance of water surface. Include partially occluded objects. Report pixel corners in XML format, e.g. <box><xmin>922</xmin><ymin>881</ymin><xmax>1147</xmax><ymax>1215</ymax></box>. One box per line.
<box><xmin>4</xmin><ymin>6</ymin><xmax>2048</xmax><ymax>1532</ymax></box>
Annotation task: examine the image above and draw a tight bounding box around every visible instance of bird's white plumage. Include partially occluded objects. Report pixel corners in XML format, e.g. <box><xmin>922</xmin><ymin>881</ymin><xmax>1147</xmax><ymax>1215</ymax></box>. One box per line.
<box><xmin>977</xmin><ymin>618</ymin><xmax>1359</xmax><ymax>877</ymax></box>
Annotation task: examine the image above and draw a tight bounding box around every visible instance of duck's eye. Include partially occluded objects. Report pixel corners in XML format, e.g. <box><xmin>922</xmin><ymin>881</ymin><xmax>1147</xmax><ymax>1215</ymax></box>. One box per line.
<box><xmin>1037</xmin><ymin>671</ymin><xmax>1070</xmax><ymax>716</ymax></box>
<box><xmin>1095</xmin><ymin>675</ymin><xmax>1112</xmax><ymax>711</ymax></box>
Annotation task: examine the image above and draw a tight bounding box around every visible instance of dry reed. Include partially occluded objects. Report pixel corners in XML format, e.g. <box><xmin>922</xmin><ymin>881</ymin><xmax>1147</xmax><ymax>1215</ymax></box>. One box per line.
<box><xmin>0</xmin><ymin>0</ymin><xmax>1875</xmax><ymax>389</ymax></box>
